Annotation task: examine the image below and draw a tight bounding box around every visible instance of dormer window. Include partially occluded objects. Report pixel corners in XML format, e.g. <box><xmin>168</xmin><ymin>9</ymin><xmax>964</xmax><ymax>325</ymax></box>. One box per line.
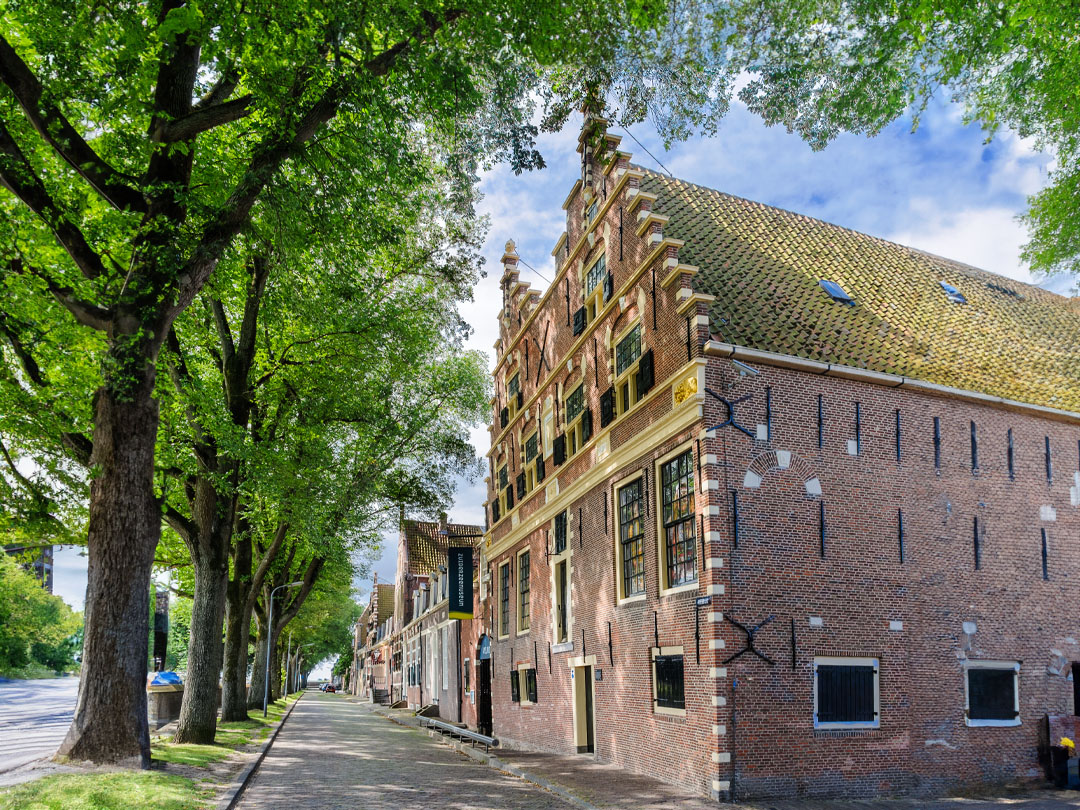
<box><xmin>819</xmin><ymin>279</ymin><xmax>854</xmax><ymax>305</ymax></box>
<box><xmin>940</xmin><ymin>281</ymin><xmax>967</xmax><ymax>304</ymax></box>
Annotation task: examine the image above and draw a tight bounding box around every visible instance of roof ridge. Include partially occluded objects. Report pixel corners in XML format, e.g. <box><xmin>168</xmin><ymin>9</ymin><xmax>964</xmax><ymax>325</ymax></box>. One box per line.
<box><xmin>633</xmin><ymin>164</ymin><xmax>1065</xmax><ymax>301</ymax></box>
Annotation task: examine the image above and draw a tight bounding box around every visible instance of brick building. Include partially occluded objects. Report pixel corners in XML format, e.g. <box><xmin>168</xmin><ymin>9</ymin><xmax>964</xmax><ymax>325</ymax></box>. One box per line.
<box><xmin>476</xmin><ymin>113</ymin><xmax>1080</xmax><ymax>801</ymax></box>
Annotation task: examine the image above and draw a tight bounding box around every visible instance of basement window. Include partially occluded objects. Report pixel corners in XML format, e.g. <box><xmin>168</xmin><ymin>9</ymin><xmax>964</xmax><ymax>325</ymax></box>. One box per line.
<box><xmin>819</xmin><ymin>279</ymin><xmax>854</xmax><ymax>305</ymax></box>
<box><xmin>965</xmin><ymin>661</ymin><xmax>1020</xmax><ymax>727</ymax></box>
<box><xmin>814</xmin><ymin>657</ymin><xmax>879</xmax><ymax>729</ymax></box>
<box><xmin>940</xmin><ymin>281</ymin><xmax>967</xmax><ymax>304</ymax></box>
<box><xmin>652</xmin><ymin>647</ymin><xmax>685</xmax><ymax>714</ymax></box>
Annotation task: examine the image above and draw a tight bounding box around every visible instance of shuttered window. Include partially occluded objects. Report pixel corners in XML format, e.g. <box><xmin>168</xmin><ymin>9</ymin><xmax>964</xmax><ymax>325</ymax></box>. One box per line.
<box><xmin>554</xmin><ymin>511</ymin><xmax>568</xmax><ymax>554</ymax></box>
<box><xmin>618</xmin><ymin>480</ymin><xmax>645</xmax><ymax>597</ymax></box>
<box><xmin>566</xmin><ymin>385</ymin><xmax>584</xmax><ymax>425</ymax></box>
<box><xmin>653</xmin><ymin>654</ymin><xmax>684</xmax><ymax>710</ymax></box>
<box><xmin>616</xmin><ymin>325</ymin><xmax>642</xmax><ymax>375</ymax></box>
<box><xmin>660</xmin><ymin>449</ymin><xmax>697</xmax><ymax>588</ymax></box>
<box><xmin>510</xmin><ymin>670</ymin><xmax>520</xmax><ymax>702</ymax></box>
<box><xmin>525</xmin><ymin>668</ymin><xmax>538</xmax><ymax>704</ymax></box>
<box><xmin>814</xmin><ymin>658</ymin><xmax>879</xmax><ymax>728</ymax></box>
<box><xmin>966</xmin><ymin>664</ymin><xmax>1020</xmax><ymax>725</ymax></box>
<box><xmin>586</xmin><ymin>254</ymin><xmax>606</xmax><ymax>295</ymax></box>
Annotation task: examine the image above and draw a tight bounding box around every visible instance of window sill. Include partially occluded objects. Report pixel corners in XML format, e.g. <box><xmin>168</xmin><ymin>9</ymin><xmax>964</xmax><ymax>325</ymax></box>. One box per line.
<box><xmin>617</xmin><ymin>593</ymin><xmax>647</xmax><ymax>607</ymax></box>
<box><xmin>659</xmin><ymin>582</ymin><xmax>699</xmax><ymax>598</ymax></box>
<box><xmin>814</xmin><ymin>721</ymin><xmax>879</xmax><ymax>731</ymax></box>
<box><xmin>551</xmin><ymin>641</ymin><xmax>574</xmax><ymax>654</ymax></box>
<box><xmin>516</xmin><ymin>627</ymin><xmax>531</xmax><ymax>637</ymax></box>
<box><xmin>966</xmin><ymin>718</ymin><xmax>1021</xmax><ymax>727</ymax></box>
<box><xmin>654</xmin><ymin>705</ymin><xmax>687</xmax><ymax>717</ymax></box>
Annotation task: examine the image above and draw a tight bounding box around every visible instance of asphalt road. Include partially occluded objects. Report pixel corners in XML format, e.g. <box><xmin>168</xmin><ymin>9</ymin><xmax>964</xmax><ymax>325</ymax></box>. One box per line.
<box><xmin>0</xmin><ymin>678</ymin><xmax>79</xmax><ymax>773</ymax></box>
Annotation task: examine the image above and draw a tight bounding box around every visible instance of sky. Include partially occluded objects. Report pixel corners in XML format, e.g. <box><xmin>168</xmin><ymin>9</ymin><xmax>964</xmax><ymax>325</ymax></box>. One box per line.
<box><xmin>50</xmin><ymin>92</ymin><xmax>1073</xmax><ymax>676</ymax></box>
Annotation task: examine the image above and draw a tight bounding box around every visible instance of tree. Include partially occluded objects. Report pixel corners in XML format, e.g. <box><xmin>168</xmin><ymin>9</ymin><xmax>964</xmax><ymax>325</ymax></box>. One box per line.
<box><xmin>0</xmin><ymin>552</ymin><xmax>81</xmax><ymax>675</ymax></box>
<box><xmin>719</xmin><ymin>0</ymin><xmax>1080</xmax><ymax>276</ymax></box>
<box><xmin>1</xmin><ymin>0</ymin><xmax>736</xmax><ymax>765</ymax></box>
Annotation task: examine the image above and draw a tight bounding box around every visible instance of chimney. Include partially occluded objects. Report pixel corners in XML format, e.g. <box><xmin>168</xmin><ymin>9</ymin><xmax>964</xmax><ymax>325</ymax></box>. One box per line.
<box><xmin>439</xmin><ymin>511</ymin><xmax>449</xmax><ymax>536</ymax></box>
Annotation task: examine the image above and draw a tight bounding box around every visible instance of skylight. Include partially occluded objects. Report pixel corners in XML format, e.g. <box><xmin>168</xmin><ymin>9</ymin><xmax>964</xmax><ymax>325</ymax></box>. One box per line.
<box><xmin>819</xmin><ymin>279</ymin><xmax>854</xmax><ymax>305</ymax></box>
<box><xmin>940</xmin><ymin>281</ymin><xmax>967</xmax><ymax>304</ymax></box>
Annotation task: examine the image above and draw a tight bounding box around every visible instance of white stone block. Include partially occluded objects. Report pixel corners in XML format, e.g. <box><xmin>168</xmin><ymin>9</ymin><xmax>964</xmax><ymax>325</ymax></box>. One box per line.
<box><xmin>889</xmin><ymin>620</ymin><xmax>903</xmax><ymax>631</ymax></box>
<box><xmin>756</xmin><ymin>424</ymin><xmax>769</xmax><ymax>441</ymax></box>
<box><xmin>847</xmin><ymin>439</ymin><xmax>859</xmax><ymax>455</ymax></box>
<box><xmin>707</xmin><ymin>584</ymin><xmax>725</xmax><ymax>596</ymax></box>
<box><xmin>809</xmin><ymin>616</ymin><xmax>823</xmax><ymax>628</ymax></box>
<box><xmin>711</xmin><ymin>696</ymin><xmax>727</xmax><ymax>707</ymax></box>
<box><xmin>707</xmin><ymin>505</ymin><xmax>721</xmax><ymax>516</ymax></box>
<box><xmin>776</xmin><ymin>450</ymin><xmax>791</xmax><ymax>469</ymax></box>
<box><xmin>1041</xmin><ymin>504</ymin><xmax>1057</xmax><ymax>522</ymax></box>
<box><xmin>705</xmin><ymin>454</ymin><xmax>719</xmax><ymax>465</ymax></box>
<box><xmin>804</xmin><ymin>477</ymin><xmax>822</xmax><ymax>497</ymax></box>
<box><xmin>712</xmin><ymin>780</ymin><xmax>731</xmax><ymax>794</ymax></box>
<box><xmin>708</xmin><ymin>667</ymin><xmax>728</xmax><ymax>679</ymax></box>
<box><xmin>963</xmin><ymin>621</ymin><xmax>977</xmax><ymax>635</ymax></box>
<box><xmin>705</xmin><ymin>531</ymin><xmax>721</xmax><ymax>542</ymax></box>
<box><xmin>707</xmin><ymin>611</ymin><xmax>724</xmax><ymax>623</ymax></box>
<box><xmin>708</xmin><ymin>639</ymin><xmax>726</xmax><ymax>650</ymax></box>
<box><xmin>711</xmin><ymin>752</ymin><xmax>731</xmax><ymax>764</ymax></box>
<box><xmin>744</xmin><ymin>470</ymin><xmax>763</xmax><ymax>489</ymax></box>
<box><xmin>706</xmin><ymin>558</ymin><xmax>724</xmax><ymax>570</ymax></box>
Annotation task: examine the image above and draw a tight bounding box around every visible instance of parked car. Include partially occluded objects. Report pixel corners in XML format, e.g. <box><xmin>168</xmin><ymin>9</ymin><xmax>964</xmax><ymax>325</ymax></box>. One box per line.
<box><xmin>324</xmin><ymin>684</ymin><xmax>336</xmax><ymax>693</ymax></box>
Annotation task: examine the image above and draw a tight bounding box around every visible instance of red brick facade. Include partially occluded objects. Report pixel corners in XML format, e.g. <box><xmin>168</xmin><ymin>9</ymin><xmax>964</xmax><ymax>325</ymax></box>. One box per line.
<box><xmin>473</xmin><ymin>115</ymin><xmax>1080</xmax><ymax>801</ymax></box>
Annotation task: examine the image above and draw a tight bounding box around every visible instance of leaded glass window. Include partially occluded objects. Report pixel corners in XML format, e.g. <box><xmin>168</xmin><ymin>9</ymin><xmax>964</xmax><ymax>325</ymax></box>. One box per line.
<box><xmin>586</xmin><ymin>254</ymin><xmax>606</xmax><ymax>294</ymax></box>
<box><xmin>565</xmin><ymin>384</ymin><xmax>584</xmax><ymax>425</ymax></box>
<box><xmin>661</xmin><ymin>449</ymin><xmax>696</xmax><ymax>587</ymax></box>
<box><xmin>518</xmin><ymin>551</ymin><xmax>530</xmax><ymax>630</ymax></box>
<box><xmin>498</xmin><ymin>465</ymin><xmax>508</xmax><ymax>491</ymax></box>
<box><xmin>619</xmin><ymin>480</ymin><xmax>645</xmax><ymax>596</ymax></box>
<box><xmin>525</xmin><ymin>433</ymin><xmax>538</xmax><ymax>463</ymax></box>
<box><xmin>508</xmin><ymin>373</ymin><xmax>520</xmax><ymax>399</ymax></box>
<box><xmin>616</xmin><ymin>325</ymin><xmax>642</xmax><ymax>376</ymax></box>
<box><xmin>499</xmin><ymin>562</ymin><xmax>510</xmax><ymax>636</ymax></box>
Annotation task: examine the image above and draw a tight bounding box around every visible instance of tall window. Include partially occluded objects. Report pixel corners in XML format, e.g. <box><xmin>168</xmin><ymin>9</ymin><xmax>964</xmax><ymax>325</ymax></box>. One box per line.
<box><xmin>661</xmin><ymin>449</ymin><xmax>697</xmax><ymax>588</ymax></box>
<box><xmin>618</xmin><ymin>480</ymin><xmax>645</xmax><ymax>597</ymax></box>
<box><xmin>584</xmin><ymin>254</ymin><xmax>606</xmax><ymax>322</ymax></box>
<box><xmin>518</xmin><ymin>551</ymin><xmax>531</xmax><ymax>631</ymax></box>
<box><xmin>499</xmin><ymin>562</ymin><xmax>511</xmax><ymax>638</ymax></box>
<box><xmin>615</xmin><ymin>324</ymin><xmax>643</xmax><ymax>415</ymax></box>
<box><xmin>498</xmin><ymin>464</ymin><xmax>510</xmax><ymax>515</ymax></box>
<box><xmin>555</xmin><ymin>560</ymin><xmax>569</xmax><ymax>643</ymax></box>
<box><xmin>554</xmin><ymin>511</ymin><xmax>568</xmax><ymax>554</ymax></box>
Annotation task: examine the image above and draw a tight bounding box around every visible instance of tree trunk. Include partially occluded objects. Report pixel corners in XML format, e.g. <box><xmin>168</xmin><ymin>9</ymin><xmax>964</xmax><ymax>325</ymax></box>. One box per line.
<box><xmin>173</xmin><ymin>530</ymin><xmax>229</xmax><ymax>743</ymax></box>
<box><xmin>220</xmin><ymin>573</ymin><xmax>252</xmax><ymax>721</ymax></box>
<box><xmin>271</xmin><ymin>642</ymin><xmax>284</xmax><ymax>700</ymax></box>
<box><xmin>248</xmin><ymin>620</ymin><xmax>269</xmax><ymax>711</ymax></box>
<box><xmin>57</xmin><ymin>374</ymin><xmax>160</xmax><ymax>767</ymax></box>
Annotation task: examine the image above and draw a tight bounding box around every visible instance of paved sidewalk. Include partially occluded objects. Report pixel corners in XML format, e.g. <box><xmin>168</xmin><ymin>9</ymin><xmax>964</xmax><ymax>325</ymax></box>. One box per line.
<box><xmin>235</xmin><ymin>690</ymin><xmax>573</xmax><ymax>809</ymax></box>
<box><xmin>359</xmin><ymin>701</ymin><xmax>1080</xmax><ymax>810</ymax></box>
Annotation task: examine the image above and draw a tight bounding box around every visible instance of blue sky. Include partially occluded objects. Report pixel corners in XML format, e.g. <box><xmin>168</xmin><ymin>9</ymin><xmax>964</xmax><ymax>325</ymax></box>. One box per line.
<box><xmin>51</xmin><ymin>95</ymin><xmax>1072</xmax><ymax>674</ymax></box>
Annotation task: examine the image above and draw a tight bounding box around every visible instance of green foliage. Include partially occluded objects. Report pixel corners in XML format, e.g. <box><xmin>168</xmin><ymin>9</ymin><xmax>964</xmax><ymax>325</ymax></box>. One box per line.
<box><xmin>284</xmin><ymin>567</ymin><xmax>361</xmax><ymax>676</ymax></box>
<box><xmin>718</xmin><ymin>0</ymin><xmax>1080</xmax><ymax>276</ymax></box>
<box><xmin>0</xmin><ymin>552</ymin><xmax>81</xmax><ymax>675</ymax></box>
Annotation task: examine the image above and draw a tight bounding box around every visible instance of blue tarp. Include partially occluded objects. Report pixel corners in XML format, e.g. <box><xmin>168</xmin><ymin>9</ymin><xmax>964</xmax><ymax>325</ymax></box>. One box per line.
<box><xmin>151</xmin><ymin>671</ymin><xmax>182</xmax><ymax>686</ymax></box>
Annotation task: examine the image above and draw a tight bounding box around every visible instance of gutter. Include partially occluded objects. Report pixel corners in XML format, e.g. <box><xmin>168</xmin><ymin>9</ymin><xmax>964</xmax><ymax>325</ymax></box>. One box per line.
<box><xmin>703</xmin><ymin>341</ymin><xmax>1080</xmax><ymax>426</ymax></box>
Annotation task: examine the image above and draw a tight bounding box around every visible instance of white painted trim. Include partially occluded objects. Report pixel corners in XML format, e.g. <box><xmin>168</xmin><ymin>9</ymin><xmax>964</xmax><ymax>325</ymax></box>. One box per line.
<box><xmin>964</xmin><ymin>660</ymin><xmax>1022</xmax><ymax>727</ymax></box>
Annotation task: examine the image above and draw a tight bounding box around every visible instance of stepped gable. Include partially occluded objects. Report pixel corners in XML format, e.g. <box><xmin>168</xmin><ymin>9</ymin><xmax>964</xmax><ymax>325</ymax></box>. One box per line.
<box><xmin>641</xmin><ymin>168</ymin><xmax>1080</xmax><ymax>413</ymax></box>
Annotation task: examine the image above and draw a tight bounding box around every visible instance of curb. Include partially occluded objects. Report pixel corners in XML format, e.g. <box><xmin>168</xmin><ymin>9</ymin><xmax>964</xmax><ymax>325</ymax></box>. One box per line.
<box><xmin>215</xmin><ymin>692</ymin><xmax>304</xmax><ymax>810</ymax></box>
<box><xmin>359</xmin><ymin>702</ymin><xmax>598</xmax><ymax>810</ymax></box>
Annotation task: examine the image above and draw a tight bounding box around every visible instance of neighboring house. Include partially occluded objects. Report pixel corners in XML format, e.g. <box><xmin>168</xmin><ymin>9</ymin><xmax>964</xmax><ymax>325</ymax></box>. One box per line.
<box><xmin>350</xmin><ymin>515</ymin><xmax>483</xmax><ymax>717</ymax></box>
<box><xmin>477</xmin><ymin>113</ymin><xmax>1080</xmax><ymax>801</ymax></box>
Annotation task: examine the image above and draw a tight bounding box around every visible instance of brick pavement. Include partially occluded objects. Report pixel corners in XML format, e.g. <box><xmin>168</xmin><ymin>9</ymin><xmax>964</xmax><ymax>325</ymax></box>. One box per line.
<box><xmin>234</xmin><ymin>690</ymin><xmax>574</xmax><ymax>809</ymax></box>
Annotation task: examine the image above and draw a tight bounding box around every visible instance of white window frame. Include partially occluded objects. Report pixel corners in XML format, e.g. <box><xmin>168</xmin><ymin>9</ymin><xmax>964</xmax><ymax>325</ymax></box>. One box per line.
<box><xmin>812</xmin><ymin>656</ymin><xmax>880</xmax><ymax>730</ymax></box>
<box><xmin>612</xmin><ymin>320</ymin><xmax>644</xmax><ymax>418</ymax></box>
<box><xmin>964</xmin><ymin>660</ymin><xmax>1021</xmax><ymax>727</ymax></box>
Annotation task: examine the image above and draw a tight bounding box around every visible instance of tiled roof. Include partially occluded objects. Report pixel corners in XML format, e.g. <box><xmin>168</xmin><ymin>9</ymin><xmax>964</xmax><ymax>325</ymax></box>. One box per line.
<box><xmin>641</xmin><ymin>170</ymin><xmax>1080</xmax><ymax>413</ymax></box>
<box><xmin>374</xmin><ymin>584</ymin><xmax>395</xmax><ymax>625</ymax></box>
<box><xmin>403</xmin><ymin>519</ymin><xmax>484</xmax><ymax>577</ymax></box>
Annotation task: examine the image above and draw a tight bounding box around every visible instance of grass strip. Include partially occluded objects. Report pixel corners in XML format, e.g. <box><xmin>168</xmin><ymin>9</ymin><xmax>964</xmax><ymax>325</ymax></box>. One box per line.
<box><xmin>0</xmin><ymin>772</ymin><xmax>210</xmax><ymax>810</ymax></box>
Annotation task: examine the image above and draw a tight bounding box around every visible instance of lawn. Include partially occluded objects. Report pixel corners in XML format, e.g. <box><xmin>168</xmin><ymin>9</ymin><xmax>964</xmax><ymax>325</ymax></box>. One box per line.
<box><xmin>0</xmin><ymin>692</ymin><xmax>303</xmax><ymax>809</ymax></box>
<box><xmin>0</xmin><ymin>772</ymin><xmax>209</xmax><ymax>810</ymax></box>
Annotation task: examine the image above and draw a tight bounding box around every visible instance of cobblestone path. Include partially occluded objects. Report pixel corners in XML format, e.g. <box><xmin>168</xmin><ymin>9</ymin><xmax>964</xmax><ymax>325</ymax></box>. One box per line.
<box><xmin>235</xmin><ymin>690</ymin><xmax>574</xmax><ymax>809</ymax></box>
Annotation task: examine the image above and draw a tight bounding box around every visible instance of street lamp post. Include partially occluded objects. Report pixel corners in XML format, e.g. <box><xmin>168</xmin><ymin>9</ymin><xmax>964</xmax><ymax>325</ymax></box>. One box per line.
<box><xmin>263</xmin><ymin>581</ymin><xmax>303</xmax><ymax>717</ymax></box>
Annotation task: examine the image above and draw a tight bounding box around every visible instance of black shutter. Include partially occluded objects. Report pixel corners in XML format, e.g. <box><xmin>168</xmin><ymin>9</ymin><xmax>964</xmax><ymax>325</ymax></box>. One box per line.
<box><xmin>603</xmin><ymin>272</ymin><xmax>614</xmax><ymax>302</ymax></box>
<box><xmin>500</xmin><ymin>407</ymin><xmax>509</xmax><ymax>429</ymax></box>
<box><xmin>517</xmin><ymin>390</ymin><xmax>524</xmax><ymax>410</ymax></box>
<box><xmin>505</xmin><ymin>484</ymin><xmax>514</xmax><ymax>509</ymax></box>
<box><xmin>555</xmin><ymin>511</ymin><xmax>568</xmax><ymax>553</ymax></box>
<box><xmin>553</xmin><ymin>434</ymin><xmax>566</xmax><ymax>466</ymax></box>
<box><xmin>636</xmin><ymin>349</ymin><xmax>654</xmax><ymax>399</ymax></box>
<box><xmin>492</xmin><ymin>499</ymin><xmax>501</xmax><ymax>524</ymax></box>
<box><xmin>600</xmin><ymin>387</ymin><xmax>616</xmax><ymax>427</ymax></box>
<box><xmin>510</xmin><ymin>671</ymin><xmax>520</xmax><ymax>702</ymax></box>
<box><xmin>536</xmin><ymin>456</ymin><xmax>545</xmax><ymax>484</ymax></box>
<box><xmin>581</xmin><ymin>408</ymin><xmax>592</xmax><ymax>443</ymax></box>
<box><xmin>816</xmin><ymin>664</ymin><xmax>876</xmax><ymax>723</ymax></box>
<box><xmin>654</xmin><ymin>655</ymin><xmax>685</xmax><ymax>709</ymax></box>
<box><xmin>572</xmin><ymin>306</ymin><xmax>586</xmax><ymax>336</ymax></box>
<box><xmin>968</xmin><ymin>669</ymin><xmax>1018</xmax><ymax>720</ymax></box>
<box><xmin>516</xmin><ymin>472</ymin><xmax>526</xmax><ymax>499</ymax></box>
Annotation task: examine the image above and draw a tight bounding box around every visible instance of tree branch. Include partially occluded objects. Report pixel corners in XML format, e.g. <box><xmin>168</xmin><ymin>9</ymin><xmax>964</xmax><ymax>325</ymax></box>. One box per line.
<box><xmin>245</xmin><ymin>521</ymin><xmax>289</xmax><ymax>614</ymax></box>
<box><xmin>0</xmin><ymin>35</ymin><xmax>145</xmax><ymax>212</ymax></box>
<box><xmin>163</xmin><ymin>503</ymin><xmax>197</xmax><ymax>543</ymax></box>
<box><xmin>0</xmin><ymin>121</ymin><xmax>111</xmax><ymax>281</ymax></box>
<box><xmin>12</xmin><ymin>258</ymin><xmax>112</xmax><ymax>331</ymax></box>
<box><xmin>154</xmin><ymin>94</ymin><xmax>253</xmax><ymax>142</ymax></box>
